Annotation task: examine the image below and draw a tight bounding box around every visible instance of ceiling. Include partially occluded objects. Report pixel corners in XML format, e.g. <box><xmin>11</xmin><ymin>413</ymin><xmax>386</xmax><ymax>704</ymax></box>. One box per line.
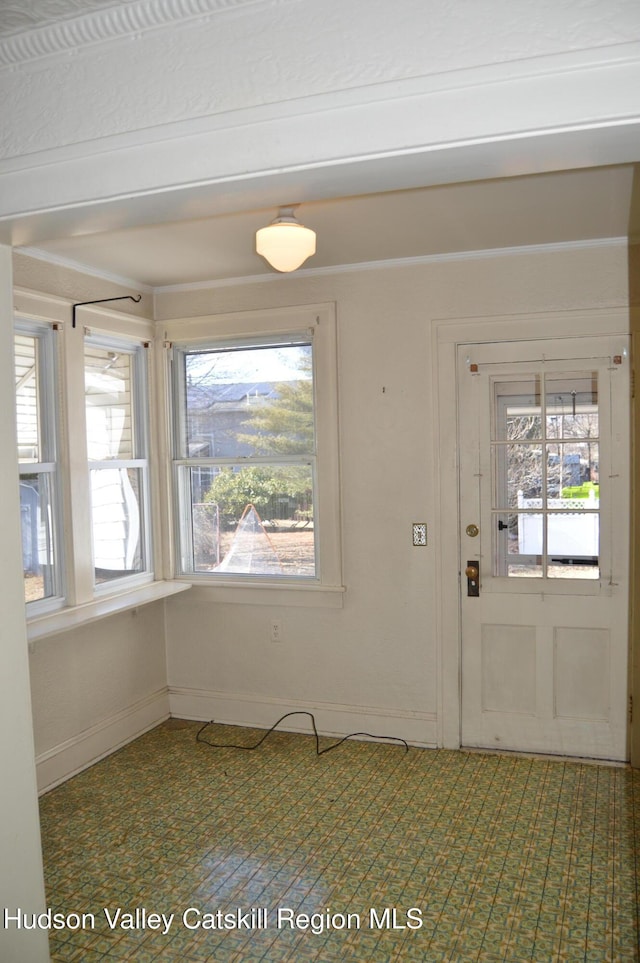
<box><xmin>20</xmin><ymin>164</ymin><xmax>638</xmax><ymax>289</ymax></box>
<box><xmin>7</xmin><ymin>6</ymin><xmax>639</xmax><ymax>290</ymax></box>
<box><xmin>0</xmin><ymin>1</ymin><xmax>119</xmax><ymax>37</ymax></box>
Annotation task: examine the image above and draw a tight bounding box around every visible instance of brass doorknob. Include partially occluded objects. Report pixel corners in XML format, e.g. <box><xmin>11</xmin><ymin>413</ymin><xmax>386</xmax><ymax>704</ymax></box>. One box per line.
<box><xmin>465</xmin><ymin>565</ymin><xmax>479</xmax><ymax>579</ymax></box>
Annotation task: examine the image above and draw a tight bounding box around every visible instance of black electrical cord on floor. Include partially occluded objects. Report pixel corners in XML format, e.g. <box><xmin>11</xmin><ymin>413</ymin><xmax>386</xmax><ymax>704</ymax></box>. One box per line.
<box><xmin>196</xmin><ymin>711</ymin><xmax>409</xmax><ymax>756</ymax></box>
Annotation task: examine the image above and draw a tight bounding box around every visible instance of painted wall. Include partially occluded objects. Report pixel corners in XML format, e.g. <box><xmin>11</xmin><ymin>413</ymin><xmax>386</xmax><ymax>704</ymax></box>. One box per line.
<box><xmin>11</xmin><ymin>255</ymin><xmax>169</xmax><ymax>793</ymax></box>
<box><xmin>12</xmin><ymin>253</ymin><xmax>154</xmax><ymax>320</ymax></box>
<box><xmin>0</xmin><ymin>245</ymin><xmax>49</xmax><ymax>963</ymax></box>
<box><xmin>158</xmin><ymin>241</ymin><xmax>629</xmax><ymax>745</ymax></box>
<box><xmin>30</xmin><ymin>604</ymin><xmax>169</xmax><ymax>793</ymax></box>
<box><xmin>14</xmin><ymin>239</ymin><xmax>631</xmax><ymax>767</ymax></box>
<box><xmin>629</xmin><ymin>236</ymin><xmax>640</xmax><ymax>766</ymax></box>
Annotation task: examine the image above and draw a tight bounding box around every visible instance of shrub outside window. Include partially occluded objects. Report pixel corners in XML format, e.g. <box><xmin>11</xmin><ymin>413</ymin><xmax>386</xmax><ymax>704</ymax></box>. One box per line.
<box><xmin>173</xmin><ymin>337</ymin><xmax>318</xmax><ymax>578</ymax></box>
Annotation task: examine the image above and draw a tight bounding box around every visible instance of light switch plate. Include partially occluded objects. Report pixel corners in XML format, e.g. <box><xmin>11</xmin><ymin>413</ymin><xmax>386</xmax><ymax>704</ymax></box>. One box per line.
<box><xmin>412</xmin><ymin>523</ymin><xmax>427</xmax><ymax>546</ymax></box>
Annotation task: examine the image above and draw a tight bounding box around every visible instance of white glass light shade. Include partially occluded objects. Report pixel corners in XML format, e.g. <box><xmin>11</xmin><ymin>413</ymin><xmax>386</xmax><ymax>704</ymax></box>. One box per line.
<box><xmin>256</xmin><ymin>210</ymin><xmax>316</xmax><ymax>272</ymax></box>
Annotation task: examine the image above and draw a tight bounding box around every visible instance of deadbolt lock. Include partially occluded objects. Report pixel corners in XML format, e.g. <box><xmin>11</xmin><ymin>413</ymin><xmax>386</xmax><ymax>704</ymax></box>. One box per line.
<box><xmin>466</xmin><ymin>524</ymin><xmax>479</xmax><ymax>538</ymax></box>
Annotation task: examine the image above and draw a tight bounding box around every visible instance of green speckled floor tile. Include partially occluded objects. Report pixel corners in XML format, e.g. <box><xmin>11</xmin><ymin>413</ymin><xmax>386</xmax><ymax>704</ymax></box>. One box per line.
<box><xmin>35</xmin><ymin>720</ymin><xmax>640</xmax><ymax>961</ymax></box>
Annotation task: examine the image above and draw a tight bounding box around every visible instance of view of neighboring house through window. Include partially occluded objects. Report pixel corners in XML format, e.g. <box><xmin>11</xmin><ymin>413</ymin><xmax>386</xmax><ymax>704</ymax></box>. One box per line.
<box><xmin>84</xmin><ymin>337</ymin><xmax>150</xmax><ymax>586</ymax></box>
<box><xmin>15</xmin><ymin>323</ymin><xmax>63</xmax><ymax>608</ymax></box>
<box><xmin>173</xmin><ymin>338</ymin><xmax>316</xmax><ymax>577</ymax></box>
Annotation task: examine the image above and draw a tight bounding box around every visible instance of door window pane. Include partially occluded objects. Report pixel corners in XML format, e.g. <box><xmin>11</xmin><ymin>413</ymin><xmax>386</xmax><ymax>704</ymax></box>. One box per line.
<box><xmin>499</xmin><ymin>512</ymin><xmax>543</xmax><ymax>578</ymax></box>
<box><xmin>547</xmin><ymin>509</ymin><xmax>599</xmax><ymax>579</ymax></box>
<box><xmin>493</xmin><ymin>372</ymin><xmax>599</xmax><ymax>579</ymax></box>
<box><xmin>545</xmin><ymin>374</ymin><xmax>598</xmax><ymax>439</ymax></box>
<box><xmin>494</xmin><ymin>376</ymin><xmax>542</xmax><ymax>441</ymax></box>
<box><xmin>546</xmin><ymin>442</ymin><xmax>599</xmax><ymax>500</ymax></box>
<box><xmin>503</xmin><ymin>444</ymin><xmax>543</xmax><ymax>508</ymax></box>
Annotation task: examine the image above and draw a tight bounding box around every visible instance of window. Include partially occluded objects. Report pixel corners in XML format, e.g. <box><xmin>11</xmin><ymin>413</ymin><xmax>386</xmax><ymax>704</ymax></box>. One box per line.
<box><xmin>174</xmin><ymin>337</ymin><xmax>316</xmax><ymax>577</ymax></box>
<box><xmin>492</xmin><ymin>372</ymin><xmax>599</xmax><ymax>579</ymax></box>
<box><xmin>14</xmin><ymin>322</ymin><xmax>63</xmax><ymax>610</ymax></box>
<box><xmin>13</xmin><ymin>290</ymin><xmax>172</xmax><ymax>634</ymax></box>
<box><xmin>84</xmin><ymin>336</ymin><xmax>151</xmax><ymax>588</ymax></box>
<box><xmin>169</xmin><ymin>305</ymin><xmax>342</xmax><ymax>588</ymax></box>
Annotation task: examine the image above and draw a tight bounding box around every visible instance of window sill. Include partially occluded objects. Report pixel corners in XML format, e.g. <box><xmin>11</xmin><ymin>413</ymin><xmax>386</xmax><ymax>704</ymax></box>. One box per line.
<box><xmin>174</xmin><ymin>580</ymin><xmax>346</xmax><ymax>608</ymax></box>
<box><xmin>27</xmin><ymin>580</ymin><xmax>193</xmax><ymax>643</ymax></box>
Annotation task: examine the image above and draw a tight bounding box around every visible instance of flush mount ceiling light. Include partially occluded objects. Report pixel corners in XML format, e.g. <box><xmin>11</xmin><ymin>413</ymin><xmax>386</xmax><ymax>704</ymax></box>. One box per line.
<box><xmin>256</xmin><ymin>206</ymin><xmax>316</xmax><ymax>272</ymax></box>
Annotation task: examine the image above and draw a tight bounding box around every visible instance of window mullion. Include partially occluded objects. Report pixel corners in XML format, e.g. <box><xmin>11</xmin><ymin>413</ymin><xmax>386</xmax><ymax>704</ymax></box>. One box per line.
<box><xmin>61</xmin><ymin>324</ymin><xmax>94</xmax><ymax>606</ymax></box>
<box><xmin>175</xmin><ymin>455</ymin><xmax>313</xmax><ymax>468</ymax></box>
<box><xmin>88</xmin><ymin>459</ymin><xmax>147</xmax><ymax>469</ymax></box>
<box><xmin>19</xmin><ymin>462</ymin><xmax>57</xmax><ymax>473</ymax></box>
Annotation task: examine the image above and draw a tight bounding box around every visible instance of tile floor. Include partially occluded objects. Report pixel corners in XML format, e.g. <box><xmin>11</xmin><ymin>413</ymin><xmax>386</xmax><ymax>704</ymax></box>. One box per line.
<box><xmin>39</xmin><ymin>720</ymin><xmax>640</xmax><ymax>962</ymax></box>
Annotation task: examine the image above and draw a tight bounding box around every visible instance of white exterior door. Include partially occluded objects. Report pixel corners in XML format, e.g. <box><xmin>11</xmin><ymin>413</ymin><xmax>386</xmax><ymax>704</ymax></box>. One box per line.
<box><xmin>458</xmin><ymin>337</ymin><xmax>630</xmax><ymax>761</ymax></box>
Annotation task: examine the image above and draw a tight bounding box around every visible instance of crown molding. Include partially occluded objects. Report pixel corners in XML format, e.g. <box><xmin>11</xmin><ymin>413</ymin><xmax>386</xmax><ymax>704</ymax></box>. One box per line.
<box><xmin>15</xmin><ymin>246</ymin><xmax>154</xmax><ymax>293</ymax></box>
<box><xmin>17</xmin><ymin>236</ymin><xmax>627</xmax><ymax>299</ymax></box>
<box><xmin>0</xmin><ymin>0</ymin><xmax>296</xmax><ymax>68</ymax></box>
<box><xmin>153</xmin><ymin>237</ymin><xmax>628</xmax><ymax>294</ymax></box>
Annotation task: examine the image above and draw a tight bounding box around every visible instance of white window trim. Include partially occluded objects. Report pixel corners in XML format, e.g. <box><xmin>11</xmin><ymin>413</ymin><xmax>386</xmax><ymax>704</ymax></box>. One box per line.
<box><xmin>15</xmin><ymin>317</ymin><xmax>65</xmax><ymax>616</ymax></box>
<box><xmin>161</xmin><ymin>302</ymin><xmax>344</xmax><ymax>606</ymax></box>
<box><xmin>14</xmin><ymin>289</ymin><xmax>191</xmax><ymax>633</ymax></box>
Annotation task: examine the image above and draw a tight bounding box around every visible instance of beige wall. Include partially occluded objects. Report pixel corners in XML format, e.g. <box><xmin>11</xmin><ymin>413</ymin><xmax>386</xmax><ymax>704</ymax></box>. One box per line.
<box><xmin>12</xmin><ymin>239</ymin><xmax>633</xmax><ymax>770</ymax></box>
<box><xmin>158</xmin><ymin>241</ymin><xmax>630</xmax><ymax>745</ymax></box>
<box><xmin>0</xmin><ymin>245</ymin><xmax>49</xmax><ymax>963</ymax></box>
<box><xmin>629</xmin><ymin>238</ymin><xmax>640</xmax><ymax>766</ymax></box>
<box><xmin>11</xmin><ymin>255</ymin><xmax>168</xmax><ymax>793</ymax></box>
<box><xmin>155</xmin><ymin>244</ymin><xmax>628</xmax><ymax>323</ymax></box>
<box><xmin>12</xmin><ymin>253</ymin><xmax>153</xmax><ymax>320</ymax></box>
<box><xmin>30</xmin><ymin>603</ymin><xmax>168</xmax><ymax>792</ymax></box>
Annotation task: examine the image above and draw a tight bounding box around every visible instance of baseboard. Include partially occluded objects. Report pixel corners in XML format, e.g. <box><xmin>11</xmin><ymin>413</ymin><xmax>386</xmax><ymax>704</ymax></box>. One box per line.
<box><xmin>36</xmin><ymin>688</ymin><xmax>170</xmax><ymax>794</ymax></box>
<box><xmin>168</xmin><ymin>687</ymin><xmax>438</xmax><ymax>748</ymax></box>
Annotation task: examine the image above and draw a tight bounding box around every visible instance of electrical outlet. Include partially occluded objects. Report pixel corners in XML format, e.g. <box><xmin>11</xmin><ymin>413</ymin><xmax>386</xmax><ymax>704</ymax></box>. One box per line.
<box><xmin>412</xmin><ymin>522</ymin><xmax>427</xmax><ymax>546</ymax></box>
<box><xmin>270</xmin><ymin>619</ymin><xmax>283</xmax><ymax>643</ymax></box>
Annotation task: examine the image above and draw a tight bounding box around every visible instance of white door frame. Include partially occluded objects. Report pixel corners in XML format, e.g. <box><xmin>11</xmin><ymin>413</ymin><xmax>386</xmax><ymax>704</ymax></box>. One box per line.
<box><xmin>432</xmin><ymin>307</ymin><xmax>631</xmax><ymax>751</ymax></box>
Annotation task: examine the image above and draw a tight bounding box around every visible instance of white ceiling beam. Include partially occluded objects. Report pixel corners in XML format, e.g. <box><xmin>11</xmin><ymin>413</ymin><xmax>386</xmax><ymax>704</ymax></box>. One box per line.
<box><xmin>2</xmin><ymin>49</ymin><xmax>640</xmax><ymax>247</ymax></box>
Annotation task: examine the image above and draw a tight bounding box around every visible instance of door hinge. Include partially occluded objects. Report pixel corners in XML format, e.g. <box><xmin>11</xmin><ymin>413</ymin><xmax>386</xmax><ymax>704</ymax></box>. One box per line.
<box><xmin>630</xmin><ymin>694</ymin><xmax>634</xmax><ymax>724</ymax></box>
<box><xmin>632</xmin><ymin>370</ymin><xmax>635</xmax><ymax>400</ymax></box>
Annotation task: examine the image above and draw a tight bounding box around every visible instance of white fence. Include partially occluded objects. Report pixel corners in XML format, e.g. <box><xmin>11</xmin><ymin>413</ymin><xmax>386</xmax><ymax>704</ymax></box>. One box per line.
<box><xmin>517</xmin><ymin>490</ymin><xmax>598</xmax><ymax>556</ymax></box>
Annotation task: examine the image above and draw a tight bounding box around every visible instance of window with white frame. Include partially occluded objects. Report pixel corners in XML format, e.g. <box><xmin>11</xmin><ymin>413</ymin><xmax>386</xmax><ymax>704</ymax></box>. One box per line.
<box><xmin>14</xmin><ymin>321</ymin><xmax>64</xmax><ymax>610</ymax></box>
<box><xmin>169</xmin><ymin>306</ymin><xmax>341</xmax><ymax>585</ymax></box>
<box><xmin>84</xmin><ymin>336</ymin><xmax>151</xmax><ymax>587</ymax></box>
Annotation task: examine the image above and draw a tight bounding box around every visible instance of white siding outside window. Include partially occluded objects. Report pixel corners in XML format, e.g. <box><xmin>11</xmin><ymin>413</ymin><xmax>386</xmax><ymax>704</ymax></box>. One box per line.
<box><xmin>14</xmin><ymin>321</ymin><xmax>64</xmax><ymax>611</ymax></box>
<box><xmin>84</xmin><ymin>336</ymin><xmax>152</xmax><ymax>590</ymax></box>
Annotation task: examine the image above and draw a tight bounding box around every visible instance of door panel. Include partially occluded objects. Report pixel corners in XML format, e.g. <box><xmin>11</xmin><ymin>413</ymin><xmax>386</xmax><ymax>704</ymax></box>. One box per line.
<box><xmin>458</xmin><ymin>337</ymin><xmax>629</xmax><ymax>760</ymax></box>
